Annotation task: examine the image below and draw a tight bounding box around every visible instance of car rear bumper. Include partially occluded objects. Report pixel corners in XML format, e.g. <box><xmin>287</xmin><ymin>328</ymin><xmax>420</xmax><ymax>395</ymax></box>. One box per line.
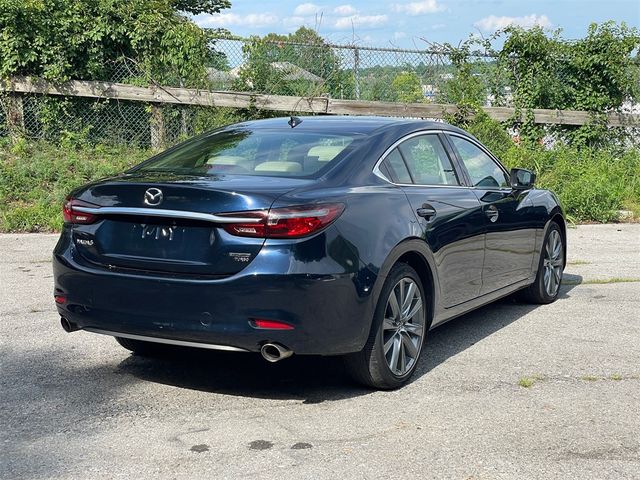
<box><xmin>53</xmin><ymin>229</ymin><xmax>378</xmax><ymax>355</ymax></box>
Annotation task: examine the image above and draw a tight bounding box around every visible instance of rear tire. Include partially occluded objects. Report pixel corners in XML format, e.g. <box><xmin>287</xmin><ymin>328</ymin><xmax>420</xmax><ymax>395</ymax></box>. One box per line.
<box><xmin>520</xmin><ymin>222</ymin><xmax>564</xmax><ymax>304</ymax></box>
<box><xmin>115</xmin><ymin>337</ymin><xmax>168</xmax><ymax>357</ymax></box>
<box><xmin>345</xmin><ymin>263</ymin><xmax>427</xmax><ymax>390</ymax></box>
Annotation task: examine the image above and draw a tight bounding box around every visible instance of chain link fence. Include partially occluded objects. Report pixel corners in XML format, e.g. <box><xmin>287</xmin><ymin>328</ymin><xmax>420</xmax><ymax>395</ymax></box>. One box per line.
<box><xmin>209</xmin><ymin>36</ymin><xmax>500</xmax><ymax>104</ymax></box>
<box><xmin>2</xmin><ymin>37</ymin><xmax>494</xmax><ymax>147</ymax></box>
<box><xmin>1</xmin><ymin>56</ymin><xmax>209</xmax><ymax>147</ymax></box>
<box><xmin>2</xmin><ymin>35</ymin><xmax>636</xmax><ymax>147</ymax></box>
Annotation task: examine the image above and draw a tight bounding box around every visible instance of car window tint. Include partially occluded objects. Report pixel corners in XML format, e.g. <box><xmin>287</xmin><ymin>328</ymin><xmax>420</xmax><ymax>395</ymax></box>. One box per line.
<box><xmin>398</xmin><ymin>135</ymin><xmax>459</xmax><ymax>185</ymax></box>
<box><xmin>135</xmin><ymin>129</ymin><xmax>357</xmax><ymax>178</ymax></box>
<box><xmin>382</xmin><ymin>148</ymin><xmax>413</xmax><ymax>184</ymax></box>
<box><xmin>449</xmin><ymin>135</ymin><xmax>509</xmax><ymax>188</ymax></box>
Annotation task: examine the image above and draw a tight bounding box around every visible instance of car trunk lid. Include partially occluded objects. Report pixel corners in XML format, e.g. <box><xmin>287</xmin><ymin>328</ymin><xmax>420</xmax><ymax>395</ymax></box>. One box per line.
<box><xmin>70</xmin><ymin>173</ymin><xmax>311</xmax><ymax>276</ymax></box>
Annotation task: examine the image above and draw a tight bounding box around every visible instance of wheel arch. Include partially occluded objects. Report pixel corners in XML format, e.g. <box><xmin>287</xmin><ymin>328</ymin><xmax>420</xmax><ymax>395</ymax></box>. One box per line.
<box><xmin>396</xmin><ymin>251</ymin><xmax>436</xmax><ymax>329</ymax></box>
<box><xmin>549</xmin><ymin>209</ymin><xmax>567</xmax><ymax>264</ymax></box>
<box><xmin>372</xmin><ymin>238</ymin><xmax>439</xmax><ymax>330</ymax></box>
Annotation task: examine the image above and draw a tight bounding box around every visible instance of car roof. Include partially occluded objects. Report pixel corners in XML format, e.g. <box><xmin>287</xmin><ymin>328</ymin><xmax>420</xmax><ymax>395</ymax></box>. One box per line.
<box><xmin>237</xmin><ymin>115</ymin><xmax>469</xmax><ymax>136</ymax></box>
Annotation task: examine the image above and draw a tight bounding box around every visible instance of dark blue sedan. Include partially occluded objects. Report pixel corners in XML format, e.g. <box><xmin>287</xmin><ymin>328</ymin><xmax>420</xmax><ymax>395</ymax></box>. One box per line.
<box><xmin>53</xmin><ymin>116</ymin><xmax>566</xmax><ymax>389</ymax></box>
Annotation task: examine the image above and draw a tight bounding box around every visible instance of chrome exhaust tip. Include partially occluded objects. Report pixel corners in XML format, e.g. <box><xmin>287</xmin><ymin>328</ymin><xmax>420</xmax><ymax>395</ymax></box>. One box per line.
<box><xmin>60</xmin><ymin>317</ymin><xmax>79</xmax><ymax>333</ymax></box>
<box><xmin>260</xmin><ymin>343</ymin><xmax>293</xmax><ymax>363</ymax></box>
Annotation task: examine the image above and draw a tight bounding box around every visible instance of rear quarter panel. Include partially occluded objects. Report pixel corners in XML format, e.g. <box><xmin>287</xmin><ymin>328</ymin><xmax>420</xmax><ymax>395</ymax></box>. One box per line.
<box><xmin>274</xmin><ymin>183</ymin><xmax>438</xmax><ymax>334</ymax></box>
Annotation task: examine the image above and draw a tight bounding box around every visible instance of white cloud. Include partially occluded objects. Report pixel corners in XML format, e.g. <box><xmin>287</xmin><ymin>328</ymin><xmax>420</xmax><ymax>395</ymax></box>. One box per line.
<box><xmin>474</xmin><ymin>14</ymin><xmax>551</xmax><ymax>31</ymax></box>
<box><xmin>333</xmin><ymin>4</ymin><xmax>357</xmax><ymax>16</ymax></box>
<box><xmin>199</xmin><ymin>12</ymin><xmax>279</xmax><ymax>27</ymax></box>
<box><xmin>283</xmin><ymin>16</ymin><xmax>307</xmax><ymax>27</ymax></box>
<box><xmin>391</xmin><ymin>0</ymin><xmax>446</xmax><ymax>15</ymax></box>
<box><xmin>334</xmin><ymin>14</ymin><xmax>388</xmax><ymax>29</ymax></box>
<box><xmin>394</xmin><ymin>31</ymin><xmax>407</xmax><ymax>39</ymax></box>
<box><xmin>294</xmin><ymin>3</ymin><xmax>323</xmax><ymax>15</ymax></box>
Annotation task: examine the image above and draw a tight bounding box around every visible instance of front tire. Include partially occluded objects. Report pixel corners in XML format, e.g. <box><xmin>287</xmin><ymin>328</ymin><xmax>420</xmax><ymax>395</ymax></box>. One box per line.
<box><xmin>520</xmin><ymin>222</ymin><xmax>564</xmax><ymax>304</ymax></box>
<box><xmin>345</xmin><ymin>263</ymin><xmax>427</xmax><ymax>389</ymax></box>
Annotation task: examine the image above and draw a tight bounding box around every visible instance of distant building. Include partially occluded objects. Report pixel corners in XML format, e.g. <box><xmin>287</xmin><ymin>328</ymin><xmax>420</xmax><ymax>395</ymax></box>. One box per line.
<box><xmin>421</xmin><ymin>84</ymin><xmax>438</xmax><ymax>102</ymax></box>
<box><xmin>206</xmin><ymin>68</ymin><xmax>235</xmax><ymax>84</ymax></box>
<box><xmin>207</xmin><ymin>62</ymin><xmax>324</xmax><ymax>89</ymax></box>
<box><xmin>269</xmin><ymin>62</ymin><xmax>325</xmax><ymax>84</ymax></box>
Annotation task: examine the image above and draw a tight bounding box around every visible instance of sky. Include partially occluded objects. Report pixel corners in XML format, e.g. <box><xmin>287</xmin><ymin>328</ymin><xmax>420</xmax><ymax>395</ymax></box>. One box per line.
<box><xmin>194</xmin><ymin>0</ymin><xmax>640</xmax><ymax>48</ymax></box>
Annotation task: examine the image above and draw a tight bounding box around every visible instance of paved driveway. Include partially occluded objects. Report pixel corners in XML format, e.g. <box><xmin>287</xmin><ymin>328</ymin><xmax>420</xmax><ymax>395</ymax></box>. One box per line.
<box><xmin>1</xmin><ymin>225</ymin><xmax>639</xmax><ymax>479</ymax></box>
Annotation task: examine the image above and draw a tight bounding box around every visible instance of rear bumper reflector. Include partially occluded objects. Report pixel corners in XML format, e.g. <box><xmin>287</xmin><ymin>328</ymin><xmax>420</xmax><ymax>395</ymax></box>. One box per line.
<box><xmin>250</xmin><ymin>319</ymin><xmax>295</xmax><ymax>330</ymax></box>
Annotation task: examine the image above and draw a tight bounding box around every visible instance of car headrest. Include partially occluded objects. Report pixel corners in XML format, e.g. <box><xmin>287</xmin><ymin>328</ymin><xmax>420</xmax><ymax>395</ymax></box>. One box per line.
<box><xmin>254</xmin><ymin>161</ymin><xmax>302</xmax><ymax>173</ymax></box>
<box><xmin>306</xmin><ymin>145</ymin><xmax>346</xmax><ymax>162</ymax></box>
<box><xmin>206</xmin><ymin>155</ymin><xmax>245</xmax><ymax>165</ymax></box>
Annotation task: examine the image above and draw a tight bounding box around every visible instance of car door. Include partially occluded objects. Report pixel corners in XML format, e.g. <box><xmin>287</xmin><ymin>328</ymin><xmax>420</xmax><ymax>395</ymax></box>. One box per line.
<box><xmin>445</xmin><ymin>133</ymin><xmax>537</xmax><ymax>294</ymax></box>
<box><xmin>376</xmin><ymin>132</ymin><xmax>486</xmax><ymax>308</ymax></box>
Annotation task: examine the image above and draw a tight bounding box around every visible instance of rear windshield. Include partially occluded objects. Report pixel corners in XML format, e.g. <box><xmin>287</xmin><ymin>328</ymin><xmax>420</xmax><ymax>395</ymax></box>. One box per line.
<box><xmin>134</xmin><ymin>128</ymin><xmax>359</xmax><ymax>177</ymax></box>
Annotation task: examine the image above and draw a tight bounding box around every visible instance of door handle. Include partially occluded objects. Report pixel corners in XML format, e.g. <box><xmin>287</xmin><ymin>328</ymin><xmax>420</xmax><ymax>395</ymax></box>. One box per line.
<box><xmin>416</xmin><ymin>206</ymin><xmax>437</xmax><ymax>220</ymax></box>
<box><xmin>485</xmin><ymin>205</ymin><xmax>499</xmax><ymax>223</ymax></box>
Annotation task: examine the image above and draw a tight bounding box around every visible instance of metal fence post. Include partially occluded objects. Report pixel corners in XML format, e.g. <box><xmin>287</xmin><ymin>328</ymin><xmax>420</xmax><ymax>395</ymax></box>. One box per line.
<box><xmin>179</xmin><ymin>79</ymin><xmax>190</xmax><ymax>140</ymax></box>
<box><xmin>353</xmin><ymin>47</ymin><xmax>360</xmax><ymax>100</ymax></box>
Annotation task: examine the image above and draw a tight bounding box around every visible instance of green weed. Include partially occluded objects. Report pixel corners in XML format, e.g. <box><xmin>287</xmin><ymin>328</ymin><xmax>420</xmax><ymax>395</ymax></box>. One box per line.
<box><xmin>0</xmin><ymin>141</ymin><xmax>149</xmax><ymax>232</ymax></box>
<box><xmin>1</xmin><ymin>137</ymin><xmax>640</xmax><ymax>232</ymax></box>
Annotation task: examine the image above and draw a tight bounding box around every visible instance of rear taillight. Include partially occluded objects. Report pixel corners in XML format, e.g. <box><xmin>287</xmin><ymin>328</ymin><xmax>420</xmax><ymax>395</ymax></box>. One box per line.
<box><xmin>63</xmin><ymin>198</ymin><xmax>98</xmax><ymax>224</ymax></box>
<box><xmin>220</xmin><ymin>203</ymin><xmax>345</xmax><ymax>239</ymax></box>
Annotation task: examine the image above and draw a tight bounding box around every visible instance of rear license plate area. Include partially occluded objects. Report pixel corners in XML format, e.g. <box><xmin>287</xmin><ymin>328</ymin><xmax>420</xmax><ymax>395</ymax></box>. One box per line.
<box><xmin>136</xmin><ymin>223</ymin><xmax>181</xmax><ymax>242</ymax></box>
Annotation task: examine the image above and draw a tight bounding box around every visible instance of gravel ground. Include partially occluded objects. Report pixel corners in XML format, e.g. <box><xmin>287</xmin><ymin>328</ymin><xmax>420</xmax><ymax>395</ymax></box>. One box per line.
<box><xmin>1</xmin><ymin>224</ymin><xmax>639</xmax><ymax>479</ymax></box>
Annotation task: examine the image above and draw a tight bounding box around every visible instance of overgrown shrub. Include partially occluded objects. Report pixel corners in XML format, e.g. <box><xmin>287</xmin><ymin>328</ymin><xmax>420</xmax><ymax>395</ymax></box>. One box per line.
<box><xmin>502</xmin><ymin>145</ymin><xmax>640</xmax><ymax>223</ymax></box>
<box><xmin>0</xmin><ymin>0</ymin><xmax>229</xmax><ymax>85</ymax></box>
<box><xmin>457</xmin><ymin>112</ymin><xmax>640</xmax><ymax>222</ymax></box>
<box><xmin>450</xmin><ymin>108</ymin><xmax>640</xmax><ymax>223</ymax></box>
<box><xmin>0</xmin><ymin>140</ymin><xmax>149</xmax><ymax>231</ymax></box>
<box><xmin>1</xmin><ymin>136</ymin><xmax>638</xmax><ymax>232</ymax></box>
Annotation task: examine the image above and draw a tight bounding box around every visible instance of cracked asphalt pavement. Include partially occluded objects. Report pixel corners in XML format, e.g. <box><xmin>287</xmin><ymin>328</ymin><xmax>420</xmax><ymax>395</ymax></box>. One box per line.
<box><xmin>1</xmin><ymin>224</ymin><xmax>639</xmax><ymax>479</ymax></box>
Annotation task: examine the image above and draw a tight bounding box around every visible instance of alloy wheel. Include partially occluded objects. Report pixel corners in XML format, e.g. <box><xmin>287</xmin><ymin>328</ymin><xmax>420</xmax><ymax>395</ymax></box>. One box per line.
<box><xmin>382</xmin><ymin>278</ymin><xmax>425</xmax><ymax>376</ymax></box>
<box><xmin>543</xmin><ymin>230</ymin><xmax>563</xmax><ymax>296</ymax></box>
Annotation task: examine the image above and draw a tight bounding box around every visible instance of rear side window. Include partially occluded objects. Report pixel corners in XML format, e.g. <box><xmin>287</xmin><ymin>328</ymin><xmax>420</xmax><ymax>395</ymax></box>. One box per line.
<box><xmin>382</xmin><ymin>149</ymin><xmax>413</xmax><ymax>184</ymax></box>
<box><xmin>398</xmin><ymin>135</ymin><xmax>458</xmax><ymax>185</ymax></box>
<box><xmin>135</xmin><ymin>129</ymin><xmax>357</xmax><ymax>177</ymax></box>
<box><xmin>449</xmin><ymin>135</ymin><xmax>509</xmax><ymax>188</ymax></box>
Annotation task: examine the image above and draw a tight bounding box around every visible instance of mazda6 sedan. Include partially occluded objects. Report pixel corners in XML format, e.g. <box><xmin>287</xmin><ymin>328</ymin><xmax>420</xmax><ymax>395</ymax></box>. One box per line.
<box><xmin>53</xmin><ymin>116</ymin><xmax>566</xmax><ymax>389</ymax></box>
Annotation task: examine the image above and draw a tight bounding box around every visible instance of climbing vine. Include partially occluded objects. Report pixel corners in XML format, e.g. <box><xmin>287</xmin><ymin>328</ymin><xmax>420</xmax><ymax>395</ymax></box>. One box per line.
<box><xmin>440</xmin><ymin>22</ymin><xmax>640</xmax><ymax>148</ymax></box>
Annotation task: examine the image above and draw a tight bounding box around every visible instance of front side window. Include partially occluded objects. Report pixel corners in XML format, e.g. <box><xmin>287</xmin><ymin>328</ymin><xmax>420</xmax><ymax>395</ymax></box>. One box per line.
<box><xmin>449</xmin><ymin>135</ymin><xmax>509</xmax><ymax>188</ymax></box>
<box><xmin>398</xmin><ymin>135</ymin><xmax>459</xmax><ymax>185</ymax></box>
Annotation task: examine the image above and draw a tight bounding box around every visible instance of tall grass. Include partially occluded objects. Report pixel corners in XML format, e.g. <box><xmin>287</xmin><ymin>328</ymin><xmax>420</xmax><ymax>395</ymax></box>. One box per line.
<box><xmin>0</xmin><ymin>137</ymin><xmax>638</xmax><ymax>232</ymax></box>
<box><xmin>0</xmin><ymin>139</ymin><xmax>149</xmax><ymax>232</ymax></box>
<box><xmin>502</xmin><ymin>145</ymin><xmax>640</xmax><ymax>223</ymax></box>
<box><xmin>460</xmin><ymin>112</ymin><xmax>640</xmax><ymax>223</ymax></box>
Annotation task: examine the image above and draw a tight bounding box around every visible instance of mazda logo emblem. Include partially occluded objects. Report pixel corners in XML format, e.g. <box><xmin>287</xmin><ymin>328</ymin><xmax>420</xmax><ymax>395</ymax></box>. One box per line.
<box><xmin>144</xmin><ymin>188</ymin><xmax>163</xmax><ymax>206</ymax></box>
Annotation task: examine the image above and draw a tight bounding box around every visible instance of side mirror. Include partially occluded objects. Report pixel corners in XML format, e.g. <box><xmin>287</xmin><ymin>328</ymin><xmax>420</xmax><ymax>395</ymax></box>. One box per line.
<box><xmin>510</xmin><ymin>168</ymin><xmax>536</xmax><ymax>190</ymax></box>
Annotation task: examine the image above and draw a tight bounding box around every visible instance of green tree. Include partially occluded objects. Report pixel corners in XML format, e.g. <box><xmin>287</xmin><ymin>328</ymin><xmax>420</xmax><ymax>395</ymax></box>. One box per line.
<box><xmin>0</xmin><ymin>0</ymin><xmax>230</xmax><ymax>85</ymax></box>
<box><xmin>240</xmin><ymin>27</ymin><xmax>354</xmax><ymax>98</ymax></box>
<box><xmin>359</xmin><ymin>66</ymin><xmax>402</xmax><ymax>101</ymax></box>
<box><xmin>438</xmin><ymin>40</ymin><xmax>487</xmax><ymax>107</ymax></box>
<box><xmin>391</xmin><ymin>71</ymin><xmax>423</xmax><ymax>103</ymax></box>
<box><xmin>170</xmin><ymin>0</ymin><xmax>228</xmax><ymax>15</ymax></box>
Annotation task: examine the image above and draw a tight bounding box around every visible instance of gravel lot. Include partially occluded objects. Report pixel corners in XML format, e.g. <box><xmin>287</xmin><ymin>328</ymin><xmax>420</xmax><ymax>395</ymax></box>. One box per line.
<box><xmin>1</xmin><ymin>225</ymin><xmax>639</xmax><ymax>479</ymax></box>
